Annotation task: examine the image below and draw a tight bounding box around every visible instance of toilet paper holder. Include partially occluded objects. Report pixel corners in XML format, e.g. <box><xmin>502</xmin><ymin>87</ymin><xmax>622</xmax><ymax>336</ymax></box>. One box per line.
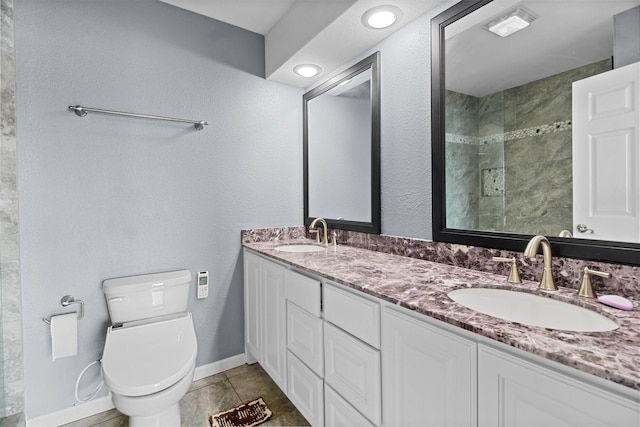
<box><xmin>42</xmin><ymin>295</ymin><xmax>84</xmax><ymax>325</ymax></box>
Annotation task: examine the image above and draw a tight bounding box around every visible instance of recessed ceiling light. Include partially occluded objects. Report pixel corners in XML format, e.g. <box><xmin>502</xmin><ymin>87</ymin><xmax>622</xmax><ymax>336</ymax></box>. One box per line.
<box><xmin>293</xmin><ymin>64</ymin><xmax>322</xmax><ymax>78</ymax></box>
<box><xmin>362</xmin><ymin>5</ymin><xmax>403</xmax><ymax>29</ymax></box>
<box><xmin>485</xmin><ymin>6</ymin><xmax>537</xmax><ymax>37</ymax></box>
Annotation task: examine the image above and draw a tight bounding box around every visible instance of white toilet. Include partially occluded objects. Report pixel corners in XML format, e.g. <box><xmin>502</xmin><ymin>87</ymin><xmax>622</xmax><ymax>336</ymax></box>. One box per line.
<box><xmin>101</xmin><ymin>270</ymin><xmax>198</xmax><ymax>427</ymax></box>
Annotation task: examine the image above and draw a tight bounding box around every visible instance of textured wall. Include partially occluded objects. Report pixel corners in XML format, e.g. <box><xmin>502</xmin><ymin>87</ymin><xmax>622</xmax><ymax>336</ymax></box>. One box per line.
<box><xmin>306</xmin><ymin>1</ymin><xmax>457</xmax><ymax>240</ymax></box>
<box><xmin>14</xmin><ymin>0</ymin><xmax>302</xmax><ymax>419</ymax></box>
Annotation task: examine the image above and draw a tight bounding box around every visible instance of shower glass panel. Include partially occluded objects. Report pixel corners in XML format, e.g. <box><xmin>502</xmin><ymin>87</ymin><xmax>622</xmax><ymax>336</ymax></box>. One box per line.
<box><xmin>444</xmin><ymin>90</ymin><xmax>506</xmax><ymax>232</ymax></box>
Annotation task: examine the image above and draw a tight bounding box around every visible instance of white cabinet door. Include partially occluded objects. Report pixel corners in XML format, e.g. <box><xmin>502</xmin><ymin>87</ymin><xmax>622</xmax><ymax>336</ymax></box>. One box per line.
<box><xmin>243</xmin><ymin>250</ymin><xmax>261</xmax><ymax>364</ymax></box>
<box><xmin>382</xmin><ymin>307</ymin><xmax>477</xmax><ymax>427</ymax></box>
<box><xmin>287</xmin><ymin>351</ymin><xmax>324</xmax><ymax>427</ymax></box>
<box><xmin>261</xmin><ymin>259</ymin><xmax>287</xmax><ymax>392</ymax></box>
<box><xmin>324</xmin><ymin>322</ymin><xmax>381</xmax><ymax>426</ymax></box>
<box><xmin>478</xmin><ymin>344</ymin><xmax>640</xmax><ymax>427</ymax></box>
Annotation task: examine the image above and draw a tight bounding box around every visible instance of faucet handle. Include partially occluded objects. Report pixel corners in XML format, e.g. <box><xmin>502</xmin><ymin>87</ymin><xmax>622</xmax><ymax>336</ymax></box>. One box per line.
<box><xmin>492</xmin><ymin>257</ymin><xmax>522</xmax><ymax>284</ymax></box>
<box><xmin>330</xmin><ymin>231</ymin><xmax>338</xmax><ymax>246</ymax></box>
<box><xmin>578</xmin><ymin>267</ymin><xmax>612</xmax><ymax>298</ymax></box>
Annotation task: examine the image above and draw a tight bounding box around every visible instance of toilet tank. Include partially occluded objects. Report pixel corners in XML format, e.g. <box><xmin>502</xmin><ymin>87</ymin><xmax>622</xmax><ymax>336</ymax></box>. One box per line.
<box><xmin>103</xmin><ymin>270</ymin><xmax>192</xmax><ymax>324</ymax></box>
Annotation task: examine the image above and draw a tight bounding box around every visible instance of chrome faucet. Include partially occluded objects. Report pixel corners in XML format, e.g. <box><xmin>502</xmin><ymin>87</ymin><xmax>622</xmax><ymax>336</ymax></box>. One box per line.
<box><xmin>309</xmin><ymin>218</ymin><xmax>328</xmax><ymax>246</ymax></box>
<box><xmin>523</xmin><ymin>235</ymin><xmax>558</xmax><ymax>291</ymax></box>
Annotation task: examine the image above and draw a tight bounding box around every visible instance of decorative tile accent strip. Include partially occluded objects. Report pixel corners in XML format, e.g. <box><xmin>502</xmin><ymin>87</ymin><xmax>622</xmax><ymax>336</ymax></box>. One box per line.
<box><xmin>446</xmin><ymin>119</ymin><xmax>572</xmax><ymax>146</ymax></box>
<box><xmin>497</xmin><ymin>119</ymin><xmax>572</xmax><ymax>143</ymax></box>
<box><xmin>481</xmin><ymin>167</ymin><xmax>504</xmax><ymax>197</ymax></box>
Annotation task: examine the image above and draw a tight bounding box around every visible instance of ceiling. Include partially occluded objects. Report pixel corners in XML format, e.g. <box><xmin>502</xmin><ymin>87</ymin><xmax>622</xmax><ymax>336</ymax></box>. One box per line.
<box><xmin>159</xmin><ymin>0</ymin><xmax>298</xmax><ymax>35</ymax></box>
<box><xmin>158</xmin><ymin>0</ymin><xmax>446</xmax><ymax>88</ymax></box>
<box><xmin>158</xmin><ymin>0</ymin><xmax>640</xmax><ymax>92</ymax></box>
<box><xmin>445</xmin><ymin>0</ymin><xmax>640</xmax><ymax>97</ymax></box>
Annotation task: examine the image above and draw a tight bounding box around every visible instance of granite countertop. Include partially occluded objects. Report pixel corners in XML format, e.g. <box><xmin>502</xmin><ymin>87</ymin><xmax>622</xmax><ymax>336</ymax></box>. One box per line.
<box><xmin>243</xmin><ymin>239</ymin><xmax>640</xmax><ymax>393</ymax></box>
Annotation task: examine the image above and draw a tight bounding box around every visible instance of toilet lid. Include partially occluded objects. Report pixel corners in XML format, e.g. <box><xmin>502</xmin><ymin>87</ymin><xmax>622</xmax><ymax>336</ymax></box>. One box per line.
<box><xmin>102</xmin><ymin>313</ymin><xmax>197</xmax><ymax>397</ymax></box>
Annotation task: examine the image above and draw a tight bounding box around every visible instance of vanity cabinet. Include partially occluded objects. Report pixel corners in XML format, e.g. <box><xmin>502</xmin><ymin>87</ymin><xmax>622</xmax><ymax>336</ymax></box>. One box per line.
<box><xmin>244</xmin><ymin>249</ymin><xmax>640</xmax><ymax>427</ymax></box>
<box><xmin>243</xmin><ymin>250</ymin><xmax>287</xmax><ymax>391</ymax></box>
<box><xmin>381</xmin><ymin>307</ymin><xmax>477</xmax><ymax>427</ymax></box>
<box><xmin>478</xmin><ymin>344</ymin><xmax>640</xmax><ymax>427</ymax></box>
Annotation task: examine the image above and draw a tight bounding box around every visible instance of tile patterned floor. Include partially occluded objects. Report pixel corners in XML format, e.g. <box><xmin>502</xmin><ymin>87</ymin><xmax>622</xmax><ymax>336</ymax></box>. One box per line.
<box><xmin>62</xmin><ymin>363</ymin><xmax>310</xmax><ymax>427</ymax></box>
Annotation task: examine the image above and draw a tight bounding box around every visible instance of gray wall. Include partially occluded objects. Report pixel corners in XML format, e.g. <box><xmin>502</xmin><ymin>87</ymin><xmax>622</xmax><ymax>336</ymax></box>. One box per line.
<box><xmin>14</xmin><ymin>0</ymin><xmax>458</xmax><ymax>419</ymax></box>
<box><xmin>15</xmin><ymin>0</ymin><xmax>302</xmax><ymax>418</ymax></box>
<box><xmin>614</xmin><ymin>5</ymin><xmax>640</xmax><ymax>68</ymax></box>
<box><xmin>308</xmin><ymin>93</ymin><xmax>371</xmax><ymax>222</ymax></box>
<box><xmin>309</xmin><ymin>2</ymin><xmax>455</xmax><ymax>240</ymax></box>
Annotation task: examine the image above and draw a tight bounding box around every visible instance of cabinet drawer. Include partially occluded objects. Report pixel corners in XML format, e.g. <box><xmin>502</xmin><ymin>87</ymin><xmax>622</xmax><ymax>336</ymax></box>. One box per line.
<box><xmin>287</xmin><ymin>351</ymin><xmax>324</xmax><ymax>427</ymax></box>
<box><xmin>287</xmin><ymin>301</ymin><xmax>323</xmax><ymax>376</ymax></box>
<box><xmin>324</xmin><ymin>283</ymin><xmax>380</xmax><ymax>348</ymax></box>
<box><xmin>324</xmin><ymin>323</ymin><xmax>381</xmax><ymax>426</ymax></box>
<box><xmin>284</xmin><ymin>269</ymin><xmax>321</xmax><ymax>317</ymax></box>
<box><xmin>325</xmin><ymin>384</ymin><xmax>375</xmax><ymax>427</ymax></box>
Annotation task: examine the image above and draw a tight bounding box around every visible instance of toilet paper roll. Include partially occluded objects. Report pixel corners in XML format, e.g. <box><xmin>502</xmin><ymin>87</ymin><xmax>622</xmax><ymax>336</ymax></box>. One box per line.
<box><xmin>50</xmin><ymin>312</ymin><xmax>78</xmax><ymax>361</ymax></box>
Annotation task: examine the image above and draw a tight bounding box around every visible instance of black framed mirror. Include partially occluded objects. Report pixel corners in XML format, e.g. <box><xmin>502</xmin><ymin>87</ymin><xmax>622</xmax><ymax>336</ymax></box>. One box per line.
<box><xmin>432</xmin><ymin>0</ymin><xmax>640</xmax><ymax>265</ymax></box>
<box><xmin>304</xmin><ymin>51</ymin><xmax>381</xmax><ymax>234</ymax></box>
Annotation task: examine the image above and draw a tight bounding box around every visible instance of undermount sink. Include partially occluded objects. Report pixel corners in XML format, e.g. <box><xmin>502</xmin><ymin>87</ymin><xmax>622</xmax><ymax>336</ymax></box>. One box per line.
<box><xmin>274</xmin><ymin>244</ymin><xmax>326</xmax><ymax>253</ymax></box>
<box><xmin>447</xmin><ymin>287</ymin><xmax>619</xmax><ymax>332</ymax></box>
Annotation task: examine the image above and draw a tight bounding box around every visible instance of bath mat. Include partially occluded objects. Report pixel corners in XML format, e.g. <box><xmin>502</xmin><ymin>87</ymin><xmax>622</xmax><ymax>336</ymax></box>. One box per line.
<box><xmin>209</xmin><ymin>397</ymin><xmax>272</xmax><ymax>427</ymax></box>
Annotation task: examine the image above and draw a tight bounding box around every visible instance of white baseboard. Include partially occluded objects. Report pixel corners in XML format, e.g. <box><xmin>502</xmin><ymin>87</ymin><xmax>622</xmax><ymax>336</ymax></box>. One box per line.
<box><xmin>26</xmin><ymin>353</ymin><xmax>246</xmax><ymax>427</ymax></box>
<box><xmin>26</xmin><ymin>395</ymin><xmax>115</xmax><ymax>427</ymax></box>
<box><xmin>193</xmin><ymin>353</ymin><xmax>247</xmax><ymax>381</ymax></box>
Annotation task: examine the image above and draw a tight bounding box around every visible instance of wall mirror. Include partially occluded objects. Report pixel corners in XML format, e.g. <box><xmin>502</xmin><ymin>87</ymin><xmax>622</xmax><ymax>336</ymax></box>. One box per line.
<box><xmin>432</xmin><ymin>0</ymin><xmax>640</xmax><ymax>265</ymax></box>
<box><xmin>304</xmin><ymin>51</ymin><xmax>381</xmax><ymax>233</ymax></box>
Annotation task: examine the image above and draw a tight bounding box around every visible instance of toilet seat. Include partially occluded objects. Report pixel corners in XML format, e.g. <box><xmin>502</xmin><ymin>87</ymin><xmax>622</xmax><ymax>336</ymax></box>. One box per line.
<box><xmin>102</xmin><ymin>312</ymin><xmax>197</xmax><ymax>397</ymax></box>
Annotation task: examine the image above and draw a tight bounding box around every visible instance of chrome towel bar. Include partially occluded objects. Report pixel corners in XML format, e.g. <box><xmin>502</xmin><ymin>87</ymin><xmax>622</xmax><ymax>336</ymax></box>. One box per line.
<box><xmin>68</xmin><ymin>105</ymin><xmax>208</xmax><ymax>130</ymax></box>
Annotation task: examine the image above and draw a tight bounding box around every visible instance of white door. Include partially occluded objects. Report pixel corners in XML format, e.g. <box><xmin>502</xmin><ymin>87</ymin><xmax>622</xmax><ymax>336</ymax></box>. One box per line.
<box><xmin>572</xmin><ymin>61</ymin><xmax>640</xmax><ymax>242</ymax></box>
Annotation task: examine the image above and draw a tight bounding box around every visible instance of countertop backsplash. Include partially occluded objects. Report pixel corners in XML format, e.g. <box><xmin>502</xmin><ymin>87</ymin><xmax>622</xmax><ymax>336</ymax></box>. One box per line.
<box><xmin>241</xmin><ymin>226</ymin><xmax>640</xmax><ymax>301</ymax></box>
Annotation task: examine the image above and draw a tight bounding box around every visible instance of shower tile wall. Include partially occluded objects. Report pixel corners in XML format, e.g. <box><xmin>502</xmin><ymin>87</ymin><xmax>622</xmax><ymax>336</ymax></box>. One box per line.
<box><xmin>445</xmin><ymin>58</ymin><xmax>611</xmax><ymax>236</ymax></box>
<box><xmin>444</xmin><ymin>91</ymin><xmax>480</xmax><ymax>229</ymax></box>
<box><xmin>0</xmin><ymin>0</ymin><xmax>23</xmax><ymax>417</ymax></box>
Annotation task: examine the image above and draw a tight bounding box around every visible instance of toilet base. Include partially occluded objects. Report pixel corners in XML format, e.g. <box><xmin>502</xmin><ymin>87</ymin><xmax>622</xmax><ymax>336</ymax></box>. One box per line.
<box><xmin>129</xmin><ymin>404</ymin><xmax>180</xmax><ymax>427</ymax></box>
<box><xmin>109</xmin><ymin>364</ymin><xmax>195</xmax><ymax>427</ymax></box>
